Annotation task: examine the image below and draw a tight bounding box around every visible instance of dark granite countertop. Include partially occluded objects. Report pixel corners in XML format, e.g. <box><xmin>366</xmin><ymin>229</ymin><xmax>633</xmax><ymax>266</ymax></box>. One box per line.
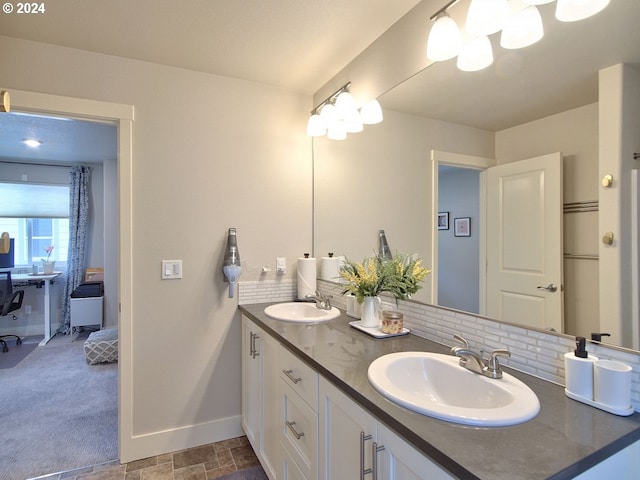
<box><xmin>239</xmin><ymin>303</ymin><xmax>640</xmax><ymax>480</ymax></box>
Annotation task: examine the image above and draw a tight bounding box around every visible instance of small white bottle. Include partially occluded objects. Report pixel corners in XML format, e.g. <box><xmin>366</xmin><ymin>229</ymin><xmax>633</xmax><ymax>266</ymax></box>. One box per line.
<box><xmin>564</xmin><ymin>337</ymin><xmax>598</xmax><ymax>400</ymax></box>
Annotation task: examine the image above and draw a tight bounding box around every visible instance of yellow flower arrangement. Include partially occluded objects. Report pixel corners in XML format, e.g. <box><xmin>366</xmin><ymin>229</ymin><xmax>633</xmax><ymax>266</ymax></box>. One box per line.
<box><xmin>340</xmin><ymin>253</ymin><xmax>431</xmax><ymax>303</ymax></box>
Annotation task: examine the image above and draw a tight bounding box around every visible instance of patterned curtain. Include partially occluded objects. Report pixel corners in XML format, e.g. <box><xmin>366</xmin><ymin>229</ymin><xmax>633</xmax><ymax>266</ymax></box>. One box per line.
<box><xmin>59</xmin><ymin>165</ymin><xmax>91</xmax><ymax>334</ymax></box>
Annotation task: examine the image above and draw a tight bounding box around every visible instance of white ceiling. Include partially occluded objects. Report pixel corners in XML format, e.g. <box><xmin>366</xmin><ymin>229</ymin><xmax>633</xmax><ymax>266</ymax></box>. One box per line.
<box><xmin>0</xmin><ymin>0</ymin><xmax>638</xmax><ymax>163</ymax></box>
<box><xmin>0</xmin><ymin>0</ymin><xmax>422</xmax><ymax>95</ymax></box>
<box><xmin>381</xmin><ymin>1</ymin><xmax>640</xmax><ymax>131</ymax></box>
<box><xmin>0</xmin><ymin>0</ymin><xmax>423</xmax><ymax>163</ymax></box>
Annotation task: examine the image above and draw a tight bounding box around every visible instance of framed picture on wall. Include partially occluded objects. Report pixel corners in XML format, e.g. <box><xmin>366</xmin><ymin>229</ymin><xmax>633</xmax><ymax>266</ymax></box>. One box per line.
<box><xmin>454</xmin><ymin>217</ymin><xmax>471</xmax><ymax>237</ymax></box>
<box><xmin>438</xmin><ymin>212</ymin><xmax>449</xmax><ymax>230</ymax></box>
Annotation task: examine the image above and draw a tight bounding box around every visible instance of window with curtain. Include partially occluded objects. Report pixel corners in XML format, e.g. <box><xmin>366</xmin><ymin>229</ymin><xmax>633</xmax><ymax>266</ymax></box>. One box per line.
<box><xmin>0</xmin><ymin>182</ymin><xmax>70</xmax><ymax>266</ymax></box>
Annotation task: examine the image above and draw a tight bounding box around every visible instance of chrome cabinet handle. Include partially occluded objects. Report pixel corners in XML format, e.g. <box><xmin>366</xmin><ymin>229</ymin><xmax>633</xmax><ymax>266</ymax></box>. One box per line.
<box><xmin>285</xmin><ymin>420</ymin><xmax>304</xmax><ymax>440</ymax></box>
<box><xmin>537</xmin><ymin>283</ymin><xmax>558</xmax><ymax>292</ymax></box>
<box><xmin>360</xmin><ymin>431</ymin><xmax>372</xmax><ymax>480</ymax></box>
<box><xmin>282</xmin><ymin>369</ymin><xmax>302</xmax><ymax>384</ymax></box>
<box><xmin>249</xmin><ymin>332</ymin><xmax>260</xmax><ymax>359</ymax></box>
<box><xmin>372</xmin><ymin>442</ymin><xmax>385</xmax><ymax>480</ymax></box>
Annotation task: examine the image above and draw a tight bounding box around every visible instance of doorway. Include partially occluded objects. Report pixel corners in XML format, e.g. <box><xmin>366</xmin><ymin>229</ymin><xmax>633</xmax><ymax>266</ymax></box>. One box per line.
<box><xmin>437</xmin><ymin>165</ymin><xmax>481</xmax><ymax>314</ymax></box>
<box><xmin>5</xmin><ymin>88</ymin><xmax>134</xmax><ymax>467</ymax></box>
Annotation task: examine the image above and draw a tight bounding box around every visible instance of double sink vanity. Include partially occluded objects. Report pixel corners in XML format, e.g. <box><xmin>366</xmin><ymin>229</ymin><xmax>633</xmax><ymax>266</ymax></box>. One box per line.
<box><xmin>240</xmin><ymin>301</ymin><xmax>640</xmax><ymax>479</ymax></box>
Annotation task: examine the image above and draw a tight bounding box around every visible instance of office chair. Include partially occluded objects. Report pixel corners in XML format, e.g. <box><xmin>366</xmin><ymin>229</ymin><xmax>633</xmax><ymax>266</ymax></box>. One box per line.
<box><xmin>0</xmin><ymin>271</ymin><xmax>24</xmax><ymax>353</ymax></box>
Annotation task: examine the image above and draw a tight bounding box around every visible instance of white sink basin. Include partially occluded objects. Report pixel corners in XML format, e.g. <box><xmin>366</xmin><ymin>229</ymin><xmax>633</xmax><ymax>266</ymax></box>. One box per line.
<box><xmin>264</xmin><ymin>302</ymin><xmax>341</xmax><ymax>323</ymax></box>
<box><xmin>368</xmin><ymin>352</ymin><xmax>540</xmax><ymax>427</ymax></box>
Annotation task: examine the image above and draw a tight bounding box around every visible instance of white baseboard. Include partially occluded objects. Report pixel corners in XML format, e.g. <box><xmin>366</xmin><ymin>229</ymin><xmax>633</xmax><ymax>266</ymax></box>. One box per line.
<box><xmin>119</xmin><ymin>414</ymin><xmax>243</xmax><ymax>464</ymax></box>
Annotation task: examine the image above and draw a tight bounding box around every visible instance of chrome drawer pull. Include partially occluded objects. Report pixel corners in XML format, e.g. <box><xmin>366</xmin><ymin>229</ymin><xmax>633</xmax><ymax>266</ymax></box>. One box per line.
<box><xmin>372</xmin><ymin>442</ymin><xmax>385</xmax><ymax>480</ymax></box>
<box><xmin>360</xmin><ymin>431</ymin><xmax>372</xmax><ymax>480</ymax></box>
<box><xmin>285</xmin><ymin>420</ymin><xmax>305</xmax><ymax>440</ymax></box>
<box><xmin>282</xmin><ymin>369</ymin><xmax>302</xmax><ymax>384</ymax></box>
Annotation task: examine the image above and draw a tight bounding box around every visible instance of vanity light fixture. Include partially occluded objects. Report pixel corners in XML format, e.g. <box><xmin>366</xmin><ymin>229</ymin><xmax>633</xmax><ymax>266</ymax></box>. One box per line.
<box><xmin>427</xmin><ymin>0</ymin><xmax>610</xmax><ymax>72</ymax></box>
<box><xmin>466</xmin><ymin>0</ymin><xmax>509</xmax><ymax>36</ymax></box>
<box><xmin>427</xmin><ymin>12</ymin><xmax>462</xmax><ymax>61</ymax></box>
<box><xmin>500</xmin><ymin>0</ymin><xmax>544</xmax><ymax>50</ymax></box>
<box><xmin>306</xmin><ymin>82</ymin><xmax>382</xmax><ymax>139</ymax></box>
<box><xmin>457</xmin><ymin>34</ymin><xmax>494</xmax><ymax>71</ymax></box>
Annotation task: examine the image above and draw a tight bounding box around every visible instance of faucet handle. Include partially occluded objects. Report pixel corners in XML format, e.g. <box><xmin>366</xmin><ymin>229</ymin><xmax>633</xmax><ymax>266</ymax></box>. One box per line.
<box><xmin>451</xmin><ymin>334</ymin><xmax>470</xmax><ymax>354</ymax></box>
<box><xmin>486</xmin><ymin>349</ymin><xmax>511</xmax><ymax>378</ymax></box>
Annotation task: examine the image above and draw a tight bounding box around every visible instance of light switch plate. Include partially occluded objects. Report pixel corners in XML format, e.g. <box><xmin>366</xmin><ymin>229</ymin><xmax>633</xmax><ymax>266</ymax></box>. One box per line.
<box><xmin>161</xmin><ymin>260</ymin><xmax>183</xmax><ymax>279</ymax></box>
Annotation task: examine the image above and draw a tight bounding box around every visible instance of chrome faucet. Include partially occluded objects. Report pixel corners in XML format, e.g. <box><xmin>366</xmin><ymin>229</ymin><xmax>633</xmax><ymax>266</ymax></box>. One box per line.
<box><xmin>450</xmin><ymin>334</ymin><xmax>511</xmax><ymax>379</ymax></box>
<box><xmin>305</xmin><ymin>290</ymin><xmax>333</xmax><ymax>310</ymax></box>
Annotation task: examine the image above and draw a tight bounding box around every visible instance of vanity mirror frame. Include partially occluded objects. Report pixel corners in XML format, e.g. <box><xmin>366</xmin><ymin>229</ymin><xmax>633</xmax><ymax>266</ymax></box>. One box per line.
<box><xmin>311</xmin><ymin>0</ymin><xmax>640</xmax><ymax>352</ymax></box>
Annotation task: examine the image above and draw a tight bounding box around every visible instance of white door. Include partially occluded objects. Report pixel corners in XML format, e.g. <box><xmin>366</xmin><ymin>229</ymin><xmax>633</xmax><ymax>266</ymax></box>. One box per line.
<box><xmin>486</xmin><ymin>153</ymin><xmax>563</xmax><ymax>331</ymax></box>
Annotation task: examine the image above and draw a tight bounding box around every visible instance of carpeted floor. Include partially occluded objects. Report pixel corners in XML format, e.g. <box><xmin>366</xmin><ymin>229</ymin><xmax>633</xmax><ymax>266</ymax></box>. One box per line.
<box><xmin>0</xmin><ymin>334</ymin><xmax>117</xmax><ymax>480</ymax></box>
<box><xmin>0</xmin><ymin>340</ymin><xmax>38</xmax><ymax>369</ymax></box>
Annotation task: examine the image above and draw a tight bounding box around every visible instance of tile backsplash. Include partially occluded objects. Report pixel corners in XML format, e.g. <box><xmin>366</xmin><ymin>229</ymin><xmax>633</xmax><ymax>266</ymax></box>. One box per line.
<box><xmin>239</xmin><ymin>278</ymin><xmax>640</xmax><ymax>412</ymax></box>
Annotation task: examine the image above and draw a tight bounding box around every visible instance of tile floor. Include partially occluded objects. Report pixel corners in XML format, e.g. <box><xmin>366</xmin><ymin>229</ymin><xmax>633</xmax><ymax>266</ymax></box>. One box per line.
<box><xmin>31</xmin><ymin>435</ymin><xmax>264</xmax><ymax>480</ymax></box>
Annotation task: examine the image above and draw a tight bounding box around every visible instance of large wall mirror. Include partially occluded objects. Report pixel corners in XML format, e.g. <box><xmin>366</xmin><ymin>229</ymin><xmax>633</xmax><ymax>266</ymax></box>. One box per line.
<box><xmin>313</xmin><ymin>1</ymin><xmax>640</xmax><ymax>350</ymax></box>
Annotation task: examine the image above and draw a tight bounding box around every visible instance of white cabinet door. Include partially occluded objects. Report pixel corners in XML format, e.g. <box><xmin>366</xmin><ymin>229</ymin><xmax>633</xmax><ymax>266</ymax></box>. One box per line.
<box><xmin>319</xmin><ymin>377</ymin><xmax>378</xmax><ymax>480</ymax></box>
<box><xmin>377</xmin><ymin>423</ymin><xmax>454</xmax><ymax>480</ymax></box>
<box><xmin>242</xmin><ymin>316</ymin><xmax>262</xmax><ymax>450</ymax></box>
<box><xmin>241</xmin><ymin>316</ymin><xmax>279</xmax><ymax>480</ymax></box>
<box><xmin>261</xmin><ymin>330</ymin><xmax>280</xmax><ymax>480</ymax></box>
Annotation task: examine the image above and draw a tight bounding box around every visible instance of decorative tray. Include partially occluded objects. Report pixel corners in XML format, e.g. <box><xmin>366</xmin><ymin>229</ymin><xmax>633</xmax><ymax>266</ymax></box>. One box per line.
<box><xmin>564</xmin><ymin>389</ymin><xmax>634</xmax><ymax>416</ymax></box>
<box><xmin>349</xmin><ymin>321</ymin><xmax>410</xmax><ymax>339</ymax></box>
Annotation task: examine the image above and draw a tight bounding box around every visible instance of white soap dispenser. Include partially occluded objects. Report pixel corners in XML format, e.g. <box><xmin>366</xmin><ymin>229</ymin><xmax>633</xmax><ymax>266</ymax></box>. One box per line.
<box><xmin>564</xmin><ymin>337</ymin><xmax>598</xmax><ymax>400</ymax></box>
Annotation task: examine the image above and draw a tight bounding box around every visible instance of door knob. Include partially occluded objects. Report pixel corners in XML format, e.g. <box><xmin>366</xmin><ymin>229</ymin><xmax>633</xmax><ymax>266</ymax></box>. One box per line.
<box><xmin>537</xmin><ymin>284</ymin><xmax>558</xmax><ymax>292</ymax></box>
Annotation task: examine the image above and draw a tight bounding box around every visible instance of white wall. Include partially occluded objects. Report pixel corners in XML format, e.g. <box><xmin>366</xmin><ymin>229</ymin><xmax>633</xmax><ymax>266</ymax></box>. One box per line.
<box><xmin>495</xmin><ymin>104</ymin><xmax>600</xmax><ymax>339</ymax></box>
<box><xmin>0</xmin><ymin>35</ymin><xmax>312</xmax><ymax>461</ymax></box>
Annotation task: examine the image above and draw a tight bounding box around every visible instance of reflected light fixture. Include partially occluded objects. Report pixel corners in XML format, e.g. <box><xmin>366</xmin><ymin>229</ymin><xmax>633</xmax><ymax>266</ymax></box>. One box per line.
<box><xmin>427</xmin><ymin>12</ymin><xmax>462</xmax><ymax>61</ymax></box>
<box><xmin>555</xmin><ymin>0</ymin><xmax>610</xmax><ymax>22</ymax></box>
<box><xmin>457</xmin><ymin>34</ymin><xmax>493</xmax><ymax>71</ymax></box>
<box><xmin>500</xmin><ymin>0</ymin><xmax>544</xmax><ymax>49</ymax></box>
<box><xmin>427</xmin><ymin>0</ymin><xmax>609</xmax><ymax>73</ymax></box>
<box><xmin>306</xmin><ymin>82</ymin><xmax>381</xmax><ymax>139</ymax></box>
<box><xmin>466</xmin><ymin>0</ymin><xmax>509</xmax><ymax>36</ymax></box>
<box><xmin>360</xmin><ymin>99</ymin><xmax>383</xmax><ymax>125</ymax></box>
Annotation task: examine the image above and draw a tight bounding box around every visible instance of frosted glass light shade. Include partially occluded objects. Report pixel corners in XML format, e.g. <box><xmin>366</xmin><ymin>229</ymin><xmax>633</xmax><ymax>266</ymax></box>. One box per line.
<box><xmin>360</xmin><ymin>99</ymin><xmax>383</xmax><ymax>124</ymax></box>
<box><xmin>306</xmin><ymin>114</ymin><xmax>326</xmax><ymax>137</ymax></box>
<box><xmin>501</xmin><ymin>1</ymin><xmax>544</xmax><ymax>49</ymax></box>
<box><xmin>335</xmin><ymin>91</ymin><xmax>356</xmax><ymax>117</ymax></box>
<box><xmin>320</xmin><ymin>103</ymin><xmax>338</xmax><ymax>124</ymax></box>
<box><xmin>556</xmin><ymin>0</ymin><xmax>609</xmax><ymax>22</ymax></box>
<box><xmin>466</xmin><ymin>0</ymin><xmax>509</xmax><ymax>36</ymax></box>
<box><xmin>327</xmin><ymin>124</ymin><xmax>347</xmax><ymax>140</ymax></box>
<box><xmin>427</xmin><ymin>14</ymin><xmax>462</xmax><ymax>61</ymax></box>
<box><xmin>342</xmin><ymin>109</ymin><xmax>364</xmax><ymax>133</ymax></box>
<box><xmin>457</xmin><ymin>35</ymin><xmax>494</xmax><ymax>72</ymax></box>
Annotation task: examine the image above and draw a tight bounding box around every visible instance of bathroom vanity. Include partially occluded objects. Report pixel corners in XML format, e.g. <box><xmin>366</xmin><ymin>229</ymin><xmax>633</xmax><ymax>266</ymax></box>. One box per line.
<box><xmin>239</xmin><ymin>303</ymin><xmax>640</xmax><ymax>479</ymax></box>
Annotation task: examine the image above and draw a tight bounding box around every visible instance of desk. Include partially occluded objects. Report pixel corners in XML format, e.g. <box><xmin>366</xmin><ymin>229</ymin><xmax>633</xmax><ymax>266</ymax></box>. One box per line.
<box><xmin>12</xmin><ymin>272</ymin><xmax>62</xmax><ymax>345</ymax></box>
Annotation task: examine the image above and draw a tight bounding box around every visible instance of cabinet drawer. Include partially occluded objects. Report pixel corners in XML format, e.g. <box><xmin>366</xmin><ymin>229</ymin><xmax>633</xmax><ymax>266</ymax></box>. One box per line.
<box><xmin>282</xmin><ymin>446</ymin><xmax>307</xmax><ymax>480</ymax></box>
<box><xmin>281</xmin><ymin>379</ymin><xmax>318</xmax><ymax>480</ymax></box>
<box><xmin>280</xmin><ymin>346</ymin><xmax>319</xmax><ymax>412</ymax></box>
